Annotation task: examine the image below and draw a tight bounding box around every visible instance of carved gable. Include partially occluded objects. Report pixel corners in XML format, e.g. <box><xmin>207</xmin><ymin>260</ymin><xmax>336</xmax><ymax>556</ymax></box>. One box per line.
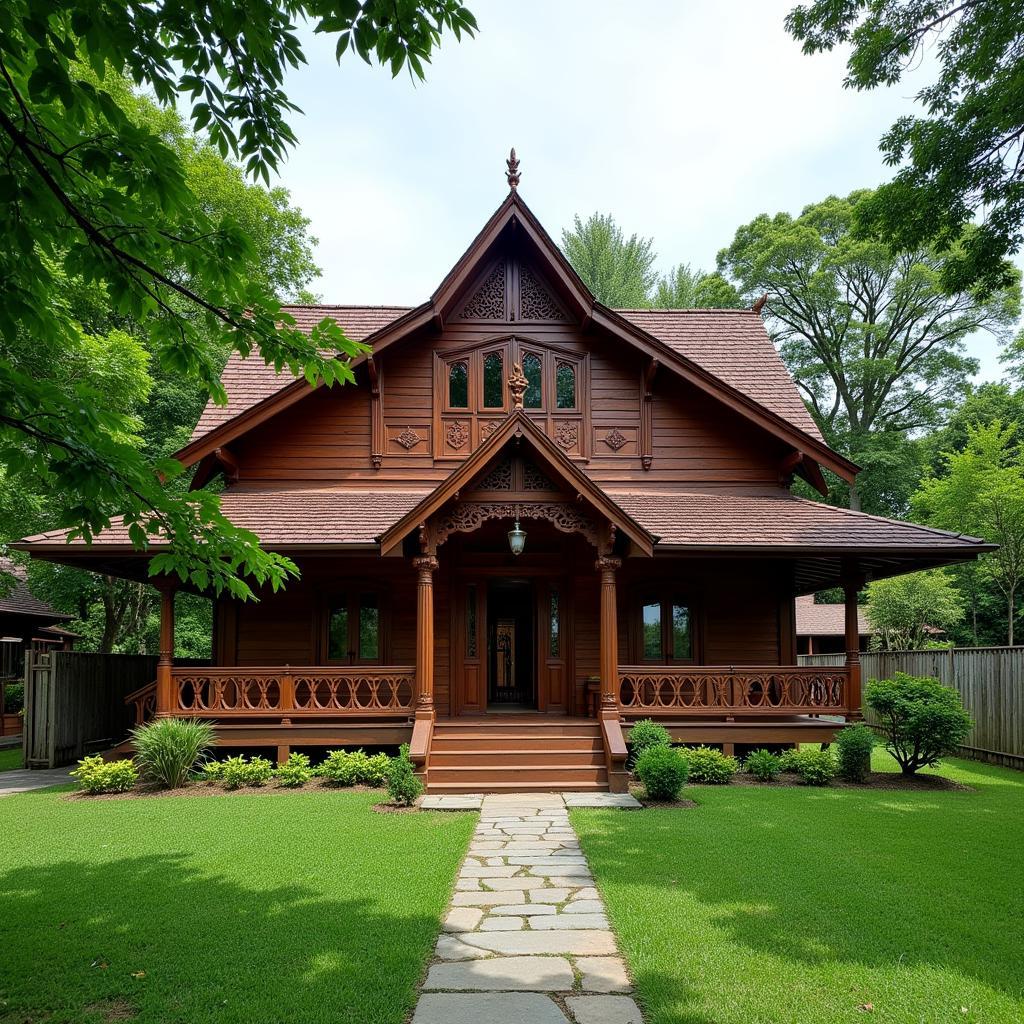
<box><xmin>518</xmin><ymin>264</ymin><xmax>569</xmax><ymax>321</ymax></box>
<box><xmin>453</xmin><ymin>256</ymin><xmax>570</xmax><ymax>323</ymax></box>
<box><xmin>457</xmin><ymin>261</ymin><xmax>507</xmax><ymax>321</ymax></box>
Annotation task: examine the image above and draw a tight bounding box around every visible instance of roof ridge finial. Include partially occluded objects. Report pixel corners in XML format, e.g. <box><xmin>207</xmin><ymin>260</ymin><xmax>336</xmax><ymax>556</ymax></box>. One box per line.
<box><xmin>506</xmin><ymin>147</ymin><xmax>520</xmax><ymax>191</ymax></box>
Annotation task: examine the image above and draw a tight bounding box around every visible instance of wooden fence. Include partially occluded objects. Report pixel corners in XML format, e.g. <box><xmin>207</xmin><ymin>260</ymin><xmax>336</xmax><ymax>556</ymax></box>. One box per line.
<box><xmin>24</xmin><ymin>652</ymin><xmax>158</xmax><ymax>768</ymax></box>
<box><xmin>799</xmin><ymin>648</ymin><xmax>1024</xmax><ymax>769</ymax></box>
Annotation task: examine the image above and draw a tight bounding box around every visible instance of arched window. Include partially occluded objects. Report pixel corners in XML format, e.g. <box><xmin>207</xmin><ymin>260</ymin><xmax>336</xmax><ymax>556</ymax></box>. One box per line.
<box><xmin>448</xmin><ymin>361</ymin><xmax>468</xmax><ymax>408</ymax></box>
<box><xmin>523</xmin><ymin>353</ymin><xmax>542</xmax><ymax>408</ymax></box>
<box><xmin>555</xmin><ymin>361</ymin><xmax>576</xmax><ymax>409</ymax></box>
<box><xmin>483</xmin><ymin>351</ymin><xmax>504</xmax><ymax>408</ymax></box>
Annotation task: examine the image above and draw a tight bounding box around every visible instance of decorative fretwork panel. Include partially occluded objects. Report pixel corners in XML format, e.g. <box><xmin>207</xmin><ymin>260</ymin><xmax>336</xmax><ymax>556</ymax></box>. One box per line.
<box><xmin>459</xmin><ymin>261</ymin><xmax>507</xmax><ymax>320</ymax></box>
<box><xmin>168</xmin><ymin>667</ymin><xmax>416</xmax><ymax>718</ymax></box>
<box><xmin>434</xmin><ymin>501</ymin><xmax>599</xmax><ymax>548</ymax></box>
<box><xmin>522</xmin><ymin>460</ymin><xmax>556</xmax><ymax>491</ymax></box>
<box><xmin>474</xmin><ymin>458</ymin><xmax>514</xmax><ymax>491</ymax></box>
<box><xmin>617</xmin><ymin>666</ymin><xmax>849</xmax><ymax>715</ymax></box>
<box><xmin>519</xmin><ymin>264</ymin><xmax>568</xmax><ymax>321</ymax></box>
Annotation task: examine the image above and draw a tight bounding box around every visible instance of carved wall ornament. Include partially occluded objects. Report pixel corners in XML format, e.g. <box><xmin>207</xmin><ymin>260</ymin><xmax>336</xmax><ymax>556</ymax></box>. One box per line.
<box><xmin>507</xmin><ymin>361</ymin><xmax>529</xmax><ymax>409</ymax></box>
<box><xmin>396</xmin><ymin>427</ymin><xmax>421</xmax><ymax>451</ymax></box>
<box><xmin>446</xmin><ymin>420</ymin><xmax>469</xmax><ymax>450</ymax></box>
<box><xmin>433</xmin><ymin>501</ymin><xmax>600</xmax><ymax>549</ymax></box>
<box><xmin>459</xmin><ymin>261</ymin><xmax>506</xmax><ymax>320</ymax></box>
<box><xmin>554</xmin><ymin>421</ymin><xmax>579</xmax><ymax>451</ymax></box>
<box><xmin>522</xmin><ymin>461</ymin><xmax>556</xmax><ymax>491</ymax></box>
<box><xmin>480</xmin><ymin>420</ymin><xmax>501</xmax><ymax>441</ymax></box>
<box><xmin>475</xmin><ymin>459</ymin><xmax>514</xmax><ymax>491</ymax></box>
<box><xmin>604</xmin><ymin>428</ymin><xmax>627</xmax><ymax>451</ymax></box>
<box><xmin>519</xmin><ymin>263</ymin><xmax>568</xmax><ymax>321</ymax></box>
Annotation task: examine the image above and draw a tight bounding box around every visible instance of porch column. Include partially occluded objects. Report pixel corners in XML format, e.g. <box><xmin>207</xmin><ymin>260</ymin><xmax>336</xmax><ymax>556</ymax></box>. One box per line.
<box><xmin>596</xmin><ymin>555</ymin><xmax>622</xmax><ymax>713</ymax></box>
<box><xmin>842</xmin><ymin>565</ymin><xmax>864</xmax><ymax>721</ymax></box>
<box><xmin>413</xmin><ymin>556</ymin><xmax>439</xmax><ymax>715</ymax></box>
<box><xmin>155</xmin><ymin>579</ymin><xmax>176</xmax><ymax>716</ymax></box>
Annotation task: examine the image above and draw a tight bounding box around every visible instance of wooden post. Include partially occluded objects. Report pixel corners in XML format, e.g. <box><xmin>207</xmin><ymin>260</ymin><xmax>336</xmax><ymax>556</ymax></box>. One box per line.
<box><xmin>842</xmin><ymin>563</ymin><xmax>864</xmax><ymax>722</ymax></box>
<box><xmin>596</xmin><ymin>555</ymin><xmax>622</xmax><ymax>711</ymax></box>
<box><xmin>155</xmin><ymin>580</ymin><xmax>176</xmax><ymax>717</ymax></box>
<box><xmin>413</xmin><ymin>556</ymin><xmax>439</xmax><ymax>714</ymax></box>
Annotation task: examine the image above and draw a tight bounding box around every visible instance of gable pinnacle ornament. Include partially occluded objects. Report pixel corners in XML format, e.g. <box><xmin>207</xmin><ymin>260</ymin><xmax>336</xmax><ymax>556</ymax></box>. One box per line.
<box><xmin>506</xmin><ymin>147</ymin><xmax>521</xmax><ymax>191</ymax></box>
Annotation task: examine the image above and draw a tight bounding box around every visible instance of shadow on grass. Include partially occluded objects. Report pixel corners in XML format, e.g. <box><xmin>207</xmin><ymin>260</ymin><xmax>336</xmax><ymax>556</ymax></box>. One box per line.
<box><xmin>575</xmin><ymin>765</ymin><xmax>1024</xmax><ymax>1017</ymax></box>
<box><xmin>0</xmin><ymin>852</ymin><xmax>443</xmax><ymax>1024</ymax></box>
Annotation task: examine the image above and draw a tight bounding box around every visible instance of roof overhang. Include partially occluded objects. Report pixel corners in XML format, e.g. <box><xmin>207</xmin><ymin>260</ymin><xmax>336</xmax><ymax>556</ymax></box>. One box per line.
<box><xmin>377</xmin><ymin>410</ymin><xmax>657</xmax><ymax>557</ymax></box>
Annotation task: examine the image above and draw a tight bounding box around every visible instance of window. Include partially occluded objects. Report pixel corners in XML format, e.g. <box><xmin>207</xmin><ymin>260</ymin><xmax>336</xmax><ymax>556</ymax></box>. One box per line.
<box><xmin>555</xmin><ymin>361</ymin><xmax>576</xmax><ymax>409</ymax></box>
<box><xmin>638</xmin><ymin>595</ymin><xmax>694</xmax><ymax>663</ymax></box>
<box><xmin>448</xmin><ymin>361</ymin><xmax>468</xmax><ymax>408</ymax></box>
<box><xmin>549</xmin><ymin>588</ymin><xmax>560</xmax><ymax>658</ymax></box>
<box><xmin>325</xmin><ymin>592</ymin><xmax>383</xmax><ymax>663</ymax></box>
<box><xmin>523</xmin><ymin>353</ymin><xmax>542</xmax><ymax>408</ymax></box>
<box><xmin>483</xmin><ymin>351</ymin><xmax>504</xmax><ymax>408</ymax></box>
<box><xmin>466</xmin><ymin>585</ymin><xmax>478</xmax><ymax>658</ymax></box>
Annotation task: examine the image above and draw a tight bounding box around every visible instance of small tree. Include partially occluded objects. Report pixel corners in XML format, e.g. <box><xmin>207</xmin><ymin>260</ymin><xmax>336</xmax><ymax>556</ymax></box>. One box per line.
<box><xmin>561</xmin><ymin>213</ymin><xmax>657</xmax><ymax>307</ymax></box>
<box><xmin>865</xmin><ymin>673</ymin><xmax>972</xmax><ymax>775</ymax></box>
<box><xmin>865</xmin><ymin>570</ymin><xmax>964</xmax><ymax>650</ymax></box>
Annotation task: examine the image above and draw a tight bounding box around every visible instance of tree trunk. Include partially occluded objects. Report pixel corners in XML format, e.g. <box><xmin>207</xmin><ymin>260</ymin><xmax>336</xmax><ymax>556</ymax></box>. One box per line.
<box><xmin>1009</xmin><ymin>589</ymin><xmax>1015</xmax><ymax>647</ymax></box>
<box><xmin>848</xmin><ymin>479</ymin><xmax>861</xmax><ymax>512</ymax></box>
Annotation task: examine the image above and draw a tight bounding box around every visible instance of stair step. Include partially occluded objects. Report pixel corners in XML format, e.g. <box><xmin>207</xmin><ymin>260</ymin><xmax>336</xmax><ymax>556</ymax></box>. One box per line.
<box><xmin>427</xmin><ymin>781</ymin><xmax>610</xmax><ymax>793</ymax></box>
<box><xmin>428</xmin><ymin>765</ymin><xmax>608</xmax><ymax>784</ymax></box>
<box><xmin>432</xmin><ymin>737</ymin><xmax>603</xmax><ymax>752</ymax></box>
<box><xmin>430</xmin><ymin>749</ymin><xmax>605</xmax><ymax>767</ymax></box>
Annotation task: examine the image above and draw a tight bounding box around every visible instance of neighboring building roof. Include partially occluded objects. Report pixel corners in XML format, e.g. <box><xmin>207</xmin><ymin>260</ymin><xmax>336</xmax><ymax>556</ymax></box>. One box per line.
<box><xmin>794</xmin><ymin>595</ymin><xmax>869</xmax><ymax>637</ymax></box>
<box><xmin>0</xmin><ymin>555</ymin><xmax>71</xmax><ymax>621</ymax></box>
<box><xmin>187</xmin><ymin>305</ymin><xmax>823</xmax><ymax>448</ymax></box>
<box><xmin>190</xmin><ymin>306</ymin><xmax>412</xmax><ymax>440</ymax></box>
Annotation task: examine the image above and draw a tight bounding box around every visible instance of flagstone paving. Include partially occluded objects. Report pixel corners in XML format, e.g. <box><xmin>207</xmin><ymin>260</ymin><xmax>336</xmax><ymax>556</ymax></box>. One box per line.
<box><xmin>411</xmin><ymin>793</ymin><xmax>644</xmax><ymax>1024</ymax></box>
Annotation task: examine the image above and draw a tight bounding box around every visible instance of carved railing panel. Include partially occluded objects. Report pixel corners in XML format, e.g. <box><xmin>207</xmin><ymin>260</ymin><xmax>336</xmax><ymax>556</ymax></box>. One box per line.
<box><xmin>618</xmin><ymin>666</ymin><xmax>848</xmax><ymax>715</ymax></box>
<box><xmin>125</xmin><ymin>681</ymin><xmax>157</xmax><ymax>726</ymax></box>
<box><xmin>167</xmin><ymin>667</ymin><xmax>416</xmax><ymax>718</ymax></box>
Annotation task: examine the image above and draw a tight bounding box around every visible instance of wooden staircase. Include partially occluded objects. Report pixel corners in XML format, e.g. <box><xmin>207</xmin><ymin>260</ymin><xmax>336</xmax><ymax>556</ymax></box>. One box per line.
<box><xmin>424</xmin><ymin>717</ymin><xmax>613</xmax><ymax>793</ymax></box>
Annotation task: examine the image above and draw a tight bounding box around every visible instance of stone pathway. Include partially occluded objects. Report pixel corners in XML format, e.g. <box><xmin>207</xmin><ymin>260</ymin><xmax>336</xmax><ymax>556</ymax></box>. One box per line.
<box><xmin>412</xmin><ymin>793</ymin><xmax>644</xmax><ymax>1024</ymax></box>
<box><xmin>0</xmin><ymin>766</ymin><xmax>73</xmax><ymax>797</ymax></box>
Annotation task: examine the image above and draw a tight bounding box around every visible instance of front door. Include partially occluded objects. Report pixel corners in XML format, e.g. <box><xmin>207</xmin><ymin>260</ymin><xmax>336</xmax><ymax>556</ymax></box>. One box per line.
<box><xmin>487</xmin><ymin>580</ymin><xmax>535</xmax><ymax>708</ymax></box>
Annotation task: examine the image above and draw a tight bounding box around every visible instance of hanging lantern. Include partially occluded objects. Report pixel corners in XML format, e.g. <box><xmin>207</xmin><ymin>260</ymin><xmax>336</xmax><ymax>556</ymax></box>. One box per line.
<box><xmin>507</xmin><ymin>518</ymin><xmax>527</xmax><ymax>556</ymax></box>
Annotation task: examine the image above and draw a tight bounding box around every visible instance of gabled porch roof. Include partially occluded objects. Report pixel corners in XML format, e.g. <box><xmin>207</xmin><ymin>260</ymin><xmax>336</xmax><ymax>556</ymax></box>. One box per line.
<box><xmin>377</xmin><ymin>411</ymin><xmax>657</xmax><ymax>557</ymax></box>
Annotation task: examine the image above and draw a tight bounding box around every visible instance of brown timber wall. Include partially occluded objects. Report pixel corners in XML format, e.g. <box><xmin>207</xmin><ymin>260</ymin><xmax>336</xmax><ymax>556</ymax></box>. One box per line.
<box><xmin>800</xmin><ymin>648</ymin><xmax>1024</xmax><ymax>769</ymax></box>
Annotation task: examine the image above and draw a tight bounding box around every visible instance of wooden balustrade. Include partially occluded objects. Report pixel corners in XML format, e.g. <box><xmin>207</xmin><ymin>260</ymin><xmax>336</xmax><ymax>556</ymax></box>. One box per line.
<box><xmin>124</xmin><ymin>667</ymin><xmax>417</xmax><ymax>720</ymax></box>
<box><xmin>617</xmin><ymin>665</ymin><xmax>849</xmax><ymax>715</ymax></box>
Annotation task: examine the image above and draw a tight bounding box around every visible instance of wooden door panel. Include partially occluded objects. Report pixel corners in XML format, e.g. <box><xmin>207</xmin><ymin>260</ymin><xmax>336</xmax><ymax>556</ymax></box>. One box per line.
<box><xmin>452</xmin><ymin>579</ymin><xmax>486</xmax><ymax>714</ymax></box>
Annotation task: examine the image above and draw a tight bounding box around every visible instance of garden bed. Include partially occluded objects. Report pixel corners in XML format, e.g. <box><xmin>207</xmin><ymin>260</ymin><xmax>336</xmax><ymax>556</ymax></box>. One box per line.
<box><xmin>65</xmin><ymin>778</ymin><xmax>390</xmax><ymax>801</ymax></box>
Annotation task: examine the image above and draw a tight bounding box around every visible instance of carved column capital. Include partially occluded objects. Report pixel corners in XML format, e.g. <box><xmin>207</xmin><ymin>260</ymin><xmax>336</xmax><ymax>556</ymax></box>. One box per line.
<box><xmin>412</xmin><ymin>555</ymin><xmax>439</xmax><ymax>576</ymax></box>
<box><xmin>595</xmin><ymin>555</ymin><xmax>622</xmax><ymax>576</ymax></box>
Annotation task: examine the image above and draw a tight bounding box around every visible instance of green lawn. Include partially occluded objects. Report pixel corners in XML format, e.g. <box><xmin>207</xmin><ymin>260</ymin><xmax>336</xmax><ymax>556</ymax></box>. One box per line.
<box><xmin>573</xmin><ymin>753</ymin><xmax>1024</xmax><ymax>1024</ymax></box>
<box><xmin>0</xmin><ymin>788</ymin><xmax>475</xmax><ymax>1024</ymax></box>
<box><xmin>0</xmin><ymin>746</ymin><xmax>22</xmax><ymax>772</ymax></box>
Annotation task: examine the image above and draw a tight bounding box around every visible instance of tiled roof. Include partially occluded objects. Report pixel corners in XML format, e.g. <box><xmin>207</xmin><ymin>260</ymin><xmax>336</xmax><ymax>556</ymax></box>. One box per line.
<box><xmin>0</xmin><ymin>555</ymin><xmax>70</xmax><ymax>620</ymax></box>
<box><xmin>607</xmin><ymin>491</ymin><xmax>988</xmax><ymax>551</ymax></box>
<box><xmin>190</xmin><ymin>306</ymin><xmax>413</xmax><ymax>440</ymax></box>
<box><xmin>794</xmin><ymin>595</ymin><xmax>869</xmax><ymax>636</ymax></box>
<box><xmin>18</xmin><ymin>489</ymin><xmax>432</xmax><ymax>549</ymax></box>
<box><xmin>18</xmin><ymin>488</ymin><xmax>987</xmax><ymax>557</ymax></box>
<box><xmin>616</xmin><ymin>309</ymin><xmax>823</xmax><ymax>440</ymax></box>
<box><xmin>187</xmin><ymin>305</ymin><xmax>823</xmax><ymax>447</ymax></box>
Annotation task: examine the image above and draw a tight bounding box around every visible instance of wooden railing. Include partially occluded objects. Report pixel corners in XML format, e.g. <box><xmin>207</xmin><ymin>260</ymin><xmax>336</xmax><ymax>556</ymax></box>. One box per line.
<box><xmin>617</xmin><ymin>665</ymin><xmax>849</xmax><ymax>716</ymax></box>
<box><xmin>126</xmin><ymin>667</ymin><xmax>416</xmax><ymax>721</ymax></box>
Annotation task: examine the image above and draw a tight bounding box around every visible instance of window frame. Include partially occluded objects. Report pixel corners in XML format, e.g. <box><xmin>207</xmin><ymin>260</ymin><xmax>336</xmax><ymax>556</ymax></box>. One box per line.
<box><xmin>631</xmin><ymin>589</ymin><xmax>699</xmax><ymax>665</ymax></box>
<box><xmin>321</xmin><ymin>588</ymin><xmax>388</xmax><ymax>665</ymax></box>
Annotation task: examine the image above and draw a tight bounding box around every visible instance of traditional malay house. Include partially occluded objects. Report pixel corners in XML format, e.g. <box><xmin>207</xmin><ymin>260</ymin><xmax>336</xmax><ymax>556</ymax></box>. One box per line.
<box><xmin>14</xmin><ymin>156</ymin><xmax>992</xmax><ymax>791</ymax></box>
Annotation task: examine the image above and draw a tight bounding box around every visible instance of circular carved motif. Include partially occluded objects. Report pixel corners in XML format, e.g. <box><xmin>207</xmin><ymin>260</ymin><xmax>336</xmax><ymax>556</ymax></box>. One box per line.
<box><xmin>554</xmin><ymin>422</ymin><xmax>578</xmax><ymax>451</ymax></box>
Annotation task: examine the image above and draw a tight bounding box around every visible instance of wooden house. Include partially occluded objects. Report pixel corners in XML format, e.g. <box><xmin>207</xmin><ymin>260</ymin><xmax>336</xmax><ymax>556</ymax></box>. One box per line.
<box><xmin>14</xmin><ymin>161</ymin><xmax>992</xmax><ymax>792</ymax></box>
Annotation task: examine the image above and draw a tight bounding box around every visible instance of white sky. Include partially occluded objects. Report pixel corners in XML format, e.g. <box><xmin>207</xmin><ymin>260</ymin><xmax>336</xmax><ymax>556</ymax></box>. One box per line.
<box><xmin>269</xmin><ymin>0</ymin><xmax>1016</xmax><ymax>381</ymax></box>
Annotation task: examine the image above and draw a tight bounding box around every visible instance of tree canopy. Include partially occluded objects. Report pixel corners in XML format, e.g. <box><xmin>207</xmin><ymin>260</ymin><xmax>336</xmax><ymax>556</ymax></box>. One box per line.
<box><xmin>865</xmin><ymin>570</ymin><xmax>963</xmax><ymax>650</ymax></box>
<box><xmin>561</xmin><ymin>213</ymin><xmax>658</xmax><ymax>308</ymax></box>
<box><xmin>0</xmin><ymin>0</ymin><xmax>475</xmax><ymax>601</ymax></box>
<box><xmin>787</xmin><ymin>0</ymin><xmax>1024</xmax><ymax>296</ymax></box>
<box><xmin>717</xmin><ymin>189</ymin><xmax>1020</xmax><ymax>513</ymax></box>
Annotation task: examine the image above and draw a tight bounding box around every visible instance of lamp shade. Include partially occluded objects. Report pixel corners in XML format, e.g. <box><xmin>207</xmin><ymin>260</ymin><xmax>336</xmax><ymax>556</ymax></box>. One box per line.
<box><xmin>507</xmin><ymin>519</ymin><xmax>527</xmax><ymax>556</ymax></box>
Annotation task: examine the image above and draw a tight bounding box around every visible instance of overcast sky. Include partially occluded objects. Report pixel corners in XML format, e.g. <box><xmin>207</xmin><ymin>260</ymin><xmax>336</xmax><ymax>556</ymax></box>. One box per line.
<box><xmin>270</xmin><ymin>0</ymin><xmax>1014</xmax><ymax>381</ymax></box>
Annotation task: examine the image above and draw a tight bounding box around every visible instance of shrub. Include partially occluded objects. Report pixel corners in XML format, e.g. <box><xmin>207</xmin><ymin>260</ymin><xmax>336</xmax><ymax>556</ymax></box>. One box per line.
<box><xmin>3</xmin><ymin>681</ymin><xmax>24</xmax><ymax>713</ymax></box>
<box><xmin>363</xmin><ymin>752</ymin><xmax>392</xmax><ymax>787</ymax></box>
<box><xmin>196</xmin><ymin>759</ymin><xmax>224</xmax><ymax>783</ymax></box>
<box><xmin>686</xmin><ymin>745</ymin><xmax>738</xmax><ymax>784</ymax></box>
<box><xmin>387</xmin><ymin>743</ymin><xmax>423</xmax><ymax>806</ymax></box>
<box><xmin>835</xmin><ymin>723</ymin><xmax>876</xmax><ymax>782</ymax></box>
<box><xmin>71</xmin><ymin>756</ymin><xmax>138</xmax><ymax>794</ymax></box>
<box><xmin>130</xmin><ymin>718</ymin><xmax>215</xmax><ymax>788</ymax></box>
<box><xmin>221</xmin><ymin>755</ymin><xmax>274</xmax><ymax>789</ymax></box>
<box><xmin>317</xmin><ymin>748</ymin><xmax>392</xmax><ymax>786</ymax></box>
<box><xmin>635</xmin><ymin>745</ymin><xmax>689</xmax><ymax>800</ymax></box>
<box><xmin>275</xmin><ymin>752</ymin><xmax>313</xmax><ymax>788</ymax></box>
<box><xmin>792</xmin><ymin>748</ymin><xmax>838</xmax><ymax>786</ymax></box>
<box><xmin>778</xmin><ymin>747</ymin><xmax>802</xmax><ymax>772</ymax></box>
<box><xmin>627</xmin><ymin>719</ymin><xmax>671</xmax><ymax>768</ymax></box>
<box><xmin>866</xmin><ymin>673</ymin><xmax>973</xmax><ymax>774</ymax></box>
<box><xmin>744</xmin><ymin>748</ymin><xmax>782</xmax><ymax>782</ymax></box>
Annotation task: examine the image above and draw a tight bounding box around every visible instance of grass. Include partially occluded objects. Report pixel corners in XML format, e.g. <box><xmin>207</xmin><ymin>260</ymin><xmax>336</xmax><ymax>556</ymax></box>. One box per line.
<box><xmin>0</xmin><ymin>787</ymin><xmax>475</xmax><ymax>1024</ymax></box>
<box><xmin>573</xmin><ymin>751</ymin><xmax>1024</xmax><ymax>1024</ymax></box>
<box><xmin>0</xmin><ymin>745</ymin><xmax>22</xmax><ymax>772</ymax></box>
